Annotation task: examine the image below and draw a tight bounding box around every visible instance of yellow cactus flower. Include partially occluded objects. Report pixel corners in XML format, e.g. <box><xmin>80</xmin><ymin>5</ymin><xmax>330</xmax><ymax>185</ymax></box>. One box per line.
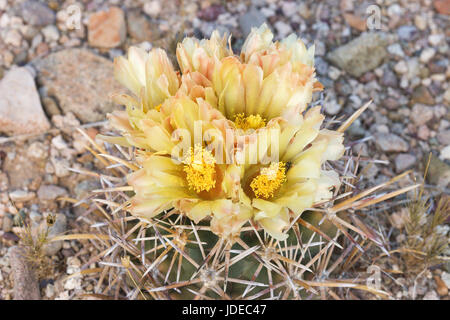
<box><xmin>176</xmin><ymin>30</ymin><xmax>232</xmax><ymax>80</ymax></box>
<box><xmin>119</xmin><ymin>96</ymin><xmax>251</xmax><ymax>239</ymax></box>
<box><xmin>114</xmin><ymin>46</ymin><xmax>180</xmax><ymax>112</ymax></box>
<box><xmin>105</xmin><ymin>24</ymin><xmax>344</xmax><ymax>242</ymax></box>
<box><xmin>237</xmin><ymin>106</ymin><xmax>345</xmax><ymax>240</ymax></box>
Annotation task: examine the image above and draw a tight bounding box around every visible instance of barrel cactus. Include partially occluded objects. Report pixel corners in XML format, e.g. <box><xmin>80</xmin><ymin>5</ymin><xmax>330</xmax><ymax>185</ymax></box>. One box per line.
<box><xmin>79</xmin><ymin>24</ymin><xmax>417</xmax><ymax>300</ymax></box>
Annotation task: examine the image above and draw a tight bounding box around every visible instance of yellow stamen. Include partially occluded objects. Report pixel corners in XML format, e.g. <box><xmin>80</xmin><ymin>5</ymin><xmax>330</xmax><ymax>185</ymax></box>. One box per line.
<box><xmin>183</xmin><ymin>146</ymin><xmax>217</xmax><ymax>193</ymax></box>
<box><xmin>155</xmin><ymin>104</ymin><xmax>162</xmax><ymax>112</ymax></box>
<box><xmin>234</xmin><ymin>113</ymin><xmax>266</xmax><ymax>130</ymax></box>
<box><xmin>250</xmin><ymin>162</ymin><xmax>286</xmax><ymax>199</ymax></box>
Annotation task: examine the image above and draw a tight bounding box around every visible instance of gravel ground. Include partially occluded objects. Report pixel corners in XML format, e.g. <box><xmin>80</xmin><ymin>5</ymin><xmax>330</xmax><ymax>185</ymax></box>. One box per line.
<box><xmin>0</xmin><ymin>0</ymin><xmax>448</xmax><ymax>300</ymax></box>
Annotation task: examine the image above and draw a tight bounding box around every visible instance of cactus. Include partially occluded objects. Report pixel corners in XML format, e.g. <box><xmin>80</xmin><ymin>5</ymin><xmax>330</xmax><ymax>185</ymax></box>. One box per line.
<box><xmin>75</xmin><ymin>25</ymin><xmax>420</xmax><ymax>300</ymax></box>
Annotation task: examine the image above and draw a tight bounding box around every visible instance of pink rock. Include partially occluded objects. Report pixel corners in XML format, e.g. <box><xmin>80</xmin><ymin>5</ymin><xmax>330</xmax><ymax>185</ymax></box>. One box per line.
<box><xmin>88</xmin><ymin>7</ymin><xmax>126</xmax><ymax>48</ymax></box>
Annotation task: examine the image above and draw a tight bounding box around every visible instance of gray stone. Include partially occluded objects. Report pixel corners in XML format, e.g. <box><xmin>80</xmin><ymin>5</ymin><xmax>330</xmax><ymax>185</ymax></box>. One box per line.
<box><xmin>239</xmin><ymin>8</ymin><xmax>266</xmax><ymax>38</ymax></box>
<box><xmin>397</xmin><ymin>25</ymin><xmax>418</xmax><ymax>41</ymax></box>
<box><xmin>9</xmin><ymin>190</ymin><xmax>36</xmax><ymax>202</ymax></box>
<box><xmin>20</xmin><ymin>1</ymin><xmax>55</xmax><ymax>27</ymax></box>
<box><xmin>127</xmin><ymin>10</ymin><xmax>162</xmax><ymax>42</ymax></box>
<box><xmin>410</xmin><ymin>104</ymin><xmax>434</xmax><ymax>126</ymax></box>
<box><xmin>37</xmin><ymin>185</ymin><xmax>68</xmax><ymax>201</ymax></box>
<box><xmin>327</xmin><ymin>32</ymin><xmax>389</xmax><ymax>77</ymax></box>
<box><xmin>33</xmin><ymin>49</ymin><xmax>123</xmax><ymax>123</ymax></box>
<box><xmin>0</xmin><ymin>67</ymin><xmax>50</xmax><ymax>135</ymax></box>
<box><xmin>395</xmin><ymin>154</ymin><xmax>417</xmax><ymax>172</ymax></box>
<box><xmin>374</xmin><ymin>133</ymin><xmax>409</xmax><ymax>152</ymax></box>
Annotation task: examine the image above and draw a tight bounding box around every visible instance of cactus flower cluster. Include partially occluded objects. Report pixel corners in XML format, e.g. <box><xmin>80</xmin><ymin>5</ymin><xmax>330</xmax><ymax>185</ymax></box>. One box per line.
<box><xmin>105</xmin><ymin>24</ymin><xmax>345</xmax><ymax>242</ymax></box>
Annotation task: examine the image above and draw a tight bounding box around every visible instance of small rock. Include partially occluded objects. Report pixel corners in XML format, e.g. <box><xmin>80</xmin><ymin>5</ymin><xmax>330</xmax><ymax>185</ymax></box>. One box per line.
<box><xmin>434</xmin><ymin>0</ymin><xmax>450</xmax><ymax>15</ymax></box>
<box><xmin>327</xmin><ymin>32</ymin><xmax>388</xmax><ymax>77</ymax></box>
<box><xmin>41</xmin><ymin>96</ymin><xmax>60</xmax><ymax>117</ymax></box>
<box><xmin>420</xmin><ymin>48</ymin><xmax>436</xmax><ymax>64</ymax></box>
<box><xmin>143</xmin><ymin>0</ymin><xmax>162</xmax><ymax>18</ymax></box>
<box><xmin>343</xmin><ymin>13</ymin><xmax>366</xmax><ymax>32</ymax></box>
<box><xmin>2</xmin><ymin>214</ymin><xmax>13</xmax><ymax>232</ymax></box>
<box><xmin>428</xmin><ymin>34</ymin><xmax>444</xmax><ymax>46</ymax></box>
<box><xmin>0</xmin><ymin>67</ymin><xmax>50</xmax><ymax>135</ymax></box>
<box><xmin>410</xmin><ymin>104</ymin><xmax>434</xmax><ymax>126</ymax></box>
<box><xmin>387</xmin><ymin>43</ymin><xmax>405</xmax><ymax>57</ymax></box>
<box><xmin>395</xmin><ymin>154</ymin><xmax>416</xmax><ymax>172</ymax></box>
<box><xmin>126</xmin><ymin>10</ymin><xmax>161</xmax><ymax>42</ymax></box>
<box><xmin>324</xmin><ymin>99</ymin><xmax>342</xmax><ymax>115</ymax></box>
<box><xmin>411</xmin><ymin>86</ymin><xmax>435</xmax><ymax>105</ymax></box>
<box><xmin>41</xmin><ymin>25</ymin><xmax>59</xmax><ymax>42</ymax></box>
<box><xmin>422</xmin><ymin>290</ymin><xmax>439</xmax><ymax>300</ymax></box>
<box><xmin>37</xmin><ymin>185</ymin><xmax>67</xmax><ymax>201</ymax></box>
<box><xmin>394</xmin><ymin>60</ymin><xmax>408</xmax><ymax>75</ymax></box>
<box><xmin>442</xmin><ymin>272</ymin><xmax>450</xmax><ymax>288</ymax></box>
<box><xmin>397</xmin><ymin>25</ymin><xmax>418</xmax><ymax>41</ymax></box>
<box><xmin>414</xmin><ymin>15</ymin><xmax>427</xmax><ymax>30</ymax></box>
<box><xmin>9</xmin><ymin>246</ymin><xmax>41</xmax><ymax>300</ymax></box>
<box><xmin>20</xmin><ymin>0</ymin><xmax>56</xmax><ymax>27</ymax></box>
<box><xmin>88</xmin><ymin>7</ymin><xmax>126</xmax><ymax>48</ymax></box>
<box><xmin>9</xmin><ymin>190</ymin><xmax>35</xmax><ymax>202</ymax></box>
<box><xmin>4</xmin><ymin>29</ymin><xmax>22</xmax><ymax>47</ymax></box>
<box><xmin>198</xmin><ymin>4</ymin><xmax>225</xmax><ymax>21</ymax></box>
<box><xmin>374</xmin><ymin>133</ymin><xmax>409</xmax><ymax>153</ymax></box>
<box><xmin>381</xmin><ymin>69</ymin><xmax>398</xmax><ymax>88</ymax></box>
<box><xmin>51</xmin><ymin>135</ymin><xmax>68</xmax><ymax>150</ymax></box>
<box><xmin>440</xmin><ymin>145</ymin><xmax>450</xmax><ymax>161</ymax></box>
<box><xmin>417</xmin><ymin>125</ymin><xmax>431</xmax><ymax>140</ymax></box>
<box><xmin>438</xmin><ymin>130</ymin><xmax>450</xmax><ymax>145</ymax></box>
<box><xmin>27</xmin><ymin>141</ymin><xmax>48</xmax><ymax>160</ymax></box>
<box><xmin>426</xmin><ymin>155</ymin><xmax>450</xmax><ymax>188</ymax></box>
<box><xmin>239</xmin><ymin>8</ymin><xmax>266</xmax><ymax>38</ymax></box>
<box><xmin>50</xmin><ymin>157</ymin><xmax>70</xmax><ymax>178</ymax></box>
<box><xmin>274</xmin><ymin>21</ymin><xmax>292</xmax><ymax>38</ymax></box>
<box><xmin>33</xmin><ymin>49</ymin><xmax>122</xmax><ymax>123</ymax></box>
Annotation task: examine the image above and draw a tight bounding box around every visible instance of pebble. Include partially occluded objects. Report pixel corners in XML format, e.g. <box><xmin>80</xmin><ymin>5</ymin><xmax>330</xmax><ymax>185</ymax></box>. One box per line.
<box><xmin>327</xmin><ymin>32</ymin><xmax>389</xmax><ymax>78</ymax></box>
<box><xmin>394</xmin><ymin>61</ymin><xmax>408</xmax><ymax>74</ymax></box>
<box><xmin>88</xmin><ymin>7</ymin><xmax>126</xmax><ymax>48</ymax></box>
<box><xmin>127</xmin><ymin>10</ymin><xmax>161</xmax><ymax>42</ymax></box>
<box><xmin>323</xmin><ymin>99</ymin><xmax>342</xmax><ymax>115</ymax></box>
<box><xmin>387</xmin><ymin>43</ymin><xmax>405</xmax><ymax>57</ymax></box>
<box><xmin>0</xmin><ymin>67</ymin><xmax>50</xmax><ymax>135</ymax></box>
<box><xmin>414</xmin><ymin>15</ymin><xmax>427</xmax><ymax>30</ymax></box>
<box><xmin>2</xmin><ymin>214</ymin><xmax>13</xmax><ymax>232</ymax></box>
<box><xmin>397</xmin><ymin>25</ymin><xmax>418</xmax><ymax>41</ymax></box>
<box><xmin>20</xmin><ymin>0</ymin><xmax>56</xmax><ymax>27</ymax></box>
<box><xmin>143</xmin><ymin>0</ymin><xmax>162</xmax><ymax>18</ymax></box>
<box><xmin>41</xmin><ymin>25</ymin><xmax>60</xmax><ymax>42</ymax></box>
<box><xmin>411</xmin><ymin>86</ymin><xmax>435</xmax><ymax>105</ymax></box>
<box><xmin>239</xmin><ymin>8</ymin><xmax>266</xmax><ymax>38</ymax></box>
<box><xmin>37</xmin><ymin>185</ymin><xmax>68</xmax><ymax>201</ymax></box>
<box><xmin>417</xmin><ymin>125</ymin><xmax>431</xmax><ymax>140</ymax></box>
<box><xmin>33</xmin><ymin>49</ymin><xmax>122</xmax><ymax>123</ymax></box>
<box><xmin>374</xmin><ymin>133</ymin><xmax>409</xmax><ymax>153</ymax></box>
<box><xmin>410</xmin><ymin>104</ymin><xmax>434</xmax><ymax>126</ymax></box>
<box><xmin>440</xmin><ymin>145</ymin><xmax>450</xmax><ymax>161</ymax></box>
<box><xmin>9</xmin><ymin>190</ymin><xmax>35</xmax><ymax>202</ymax></box>
<box><xmin>420</xmin><ymin>48</ymin><xmax>436</xmax><ymax>63</ymax></box>
<box><xmin>274</xmin><ymin>21</ymin><xmax>292</xmax><ymax>38</ymax></box>
<box><xmin>422</xmin><ymin>291</ymin><xmax>439</xmax><ymax>300</ymax></box>
<box><xmin>4</xmin><ymin>29</ymin><xmax>22</xmax><ymax>47</ymax></box>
